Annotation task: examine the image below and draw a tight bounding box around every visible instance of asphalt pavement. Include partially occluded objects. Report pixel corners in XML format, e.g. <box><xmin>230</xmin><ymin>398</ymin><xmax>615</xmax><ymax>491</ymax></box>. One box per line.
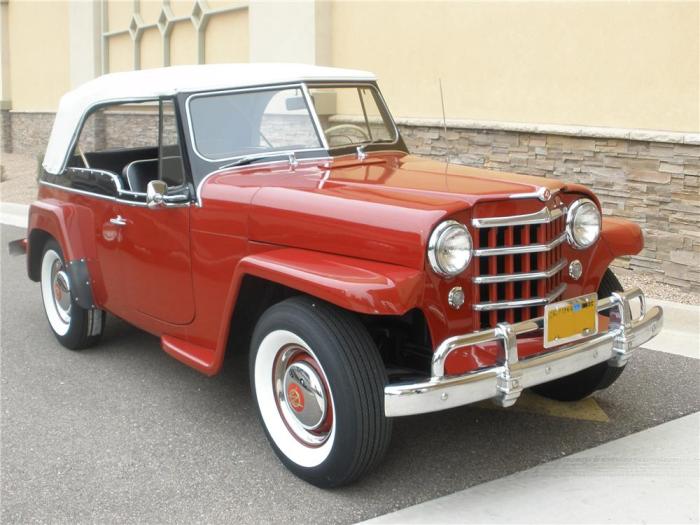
<box><xmin>2</xmin><ymin>223</ymin><xmax>699</xmax><ymax>524</ymax></box>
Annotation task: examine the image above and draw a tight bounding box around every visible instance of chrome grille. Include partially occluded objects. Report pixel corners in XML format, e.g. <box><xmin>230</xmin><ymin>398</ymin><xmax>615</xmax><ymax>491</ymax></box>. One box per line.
<box><xmin>472</xmin><ymin>204</ymin><xmax>568</xmax><ymax>329</ymax></box>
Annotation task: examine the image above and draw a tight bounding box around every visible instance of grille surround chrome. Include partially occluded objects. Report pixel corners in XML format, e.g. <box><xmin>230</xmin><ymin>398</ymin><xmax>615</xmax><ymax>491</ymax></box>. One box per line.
<box><xmin>472</xmin><ymin>205</ymin><xmax>566</xmax><ymax>229</ymax></box>
<box><xmin>471</xmin><ymin>203</ymin><xmax>568</xmax><ymax>328</ymax></box>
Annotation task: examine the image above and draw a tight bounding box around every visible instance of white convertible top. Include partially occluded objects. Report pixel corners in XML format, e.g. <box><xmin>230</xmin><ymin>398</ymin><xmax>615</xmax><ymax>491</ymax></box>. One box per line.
<box><xmin>43</xmin><ymin>63</ymin><xmax>376</xmax><ymax>174</ymax></box>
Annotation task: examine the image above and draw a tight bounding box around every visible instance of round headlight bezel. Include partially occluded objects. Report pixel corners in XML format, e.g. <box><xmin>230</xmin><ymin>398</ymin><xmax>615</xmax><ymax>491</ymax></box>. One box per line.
<box><xmin>566</xmin><ymin>198</ymin><xmax>601</xmax><ymax>250</ymax></box>
<box><xmin>427</xmin><ymin>220</ymin><xmax>473</xmax><ymax>277</ymax></box>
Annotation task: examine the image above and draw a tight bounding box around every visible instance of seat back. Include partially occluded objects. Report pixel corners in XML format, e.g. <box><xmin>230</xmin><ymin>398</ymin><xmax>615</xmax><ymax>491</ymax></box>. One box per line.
<box><xmin>123</xmin><ymin>159</ymin><xmax>158</xmax><ymax>193</ymax></box>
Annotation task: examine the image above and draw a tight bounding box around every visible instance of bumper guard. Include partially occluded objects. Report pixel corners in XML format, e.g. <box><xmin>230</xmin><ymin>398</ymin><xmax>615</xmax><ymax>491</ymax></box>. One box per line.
<box><xmin>385</xmin><ymin>287</ymin><xmax>663</xmax><ymax>417</ymax></box>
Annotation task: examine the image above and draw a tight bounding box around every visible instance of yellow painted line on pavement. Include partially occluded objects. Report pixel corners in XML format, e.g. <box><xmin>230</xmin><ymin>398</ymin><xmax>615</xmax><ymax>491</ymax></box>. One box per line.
<box><xmin>477</xmin><ymin>391</ymin><xmax>610</xmax><ymax>422</ymax></box>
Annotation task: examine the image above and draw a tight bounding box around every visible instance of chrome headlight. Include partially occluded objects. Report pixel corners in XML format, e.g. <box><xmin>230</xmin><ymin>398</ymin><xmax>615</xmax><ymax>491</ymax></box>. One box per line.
<box><xmin>566</xmin><ymin>198</ymin><xmax>601</xmax><ymax>249</ymax></box>
<box><xmin>428</xmin><ymin>220</ymin><xmax>473</xmax><ymax>277</ymax></box>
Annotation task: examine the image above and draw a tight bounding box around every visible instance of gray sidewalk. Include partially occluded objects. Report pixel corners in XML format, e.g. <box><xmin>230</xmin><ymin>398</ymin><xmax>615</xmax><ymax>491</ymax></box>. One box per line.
<box><xmin>362</xmin><ymin>412</ymin><xmax>700</xmax><ymax>524</ymax></box>
<box><xmin>0</xmin><ymin>202</ymin><xmax>28</xmax><ymax>228</ymax></box>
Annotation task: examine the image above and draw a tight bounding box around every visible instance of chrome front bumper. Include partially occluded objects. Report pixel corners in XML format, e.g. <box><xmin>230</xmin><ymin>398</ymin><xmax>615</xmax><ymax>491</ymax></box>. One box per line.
<box><xmin>385</xmin><ymin>288</ymin><xmax>663</xmax><ymax>417</ymax></box>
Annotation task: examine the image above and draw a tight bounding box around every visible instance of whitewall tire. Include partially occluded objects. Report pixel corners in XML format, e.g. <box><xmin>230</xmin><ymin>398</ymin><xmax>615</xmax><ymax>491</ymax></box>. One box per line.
<box><xmin>249</xmin><ymin>296</ymin><xmax>391</xmax><ymax>488</ymax></box>
<box><xmin>40</xmin><ymin>239</ymin><xmax>104</xmax><ymax>350</ymax></box>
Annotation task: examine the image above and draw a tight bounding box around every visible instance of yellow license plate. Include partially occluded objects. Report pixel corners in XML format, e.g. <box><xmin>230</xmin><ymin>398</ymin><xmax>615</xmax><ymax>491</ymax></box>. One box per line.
<box><xmin>543</xmin><ymin>293</ymin><xmax>598</xmax><ymax>348</ymax></box>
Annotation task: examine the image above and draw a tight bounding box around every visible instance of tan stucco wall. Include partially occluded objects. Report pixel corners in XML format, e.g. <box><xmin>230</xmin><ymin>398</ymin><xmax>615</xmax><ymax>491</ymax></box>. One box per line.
<box><xmin>331</xmin><ymin>1</ymin><xmax>700</xmax><ymax>133</ymax></box>
<box><xmin>105</xmin><ymin>0</ymin><xmax>249</xmax><ymax>72</ymax></box>
<box><xmin>8</xmin><ymin>0</ymin><xmax>70</xmax><ymax>111</ymax></box>
<box><xmin>205</xmin><ymin>9</ymin><xmax>249</xmax><ymax>64</ymax></box>
<box><xmin>4</xmin><ymin>0</ymin><xmax>698</xmax><ymax>133</ymax></box>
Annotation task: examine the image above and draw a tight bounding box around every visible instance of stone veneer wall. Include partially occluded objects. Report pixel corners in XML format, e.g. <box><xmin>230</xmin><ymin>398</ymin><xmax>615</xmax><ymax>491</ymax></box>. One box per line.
<box><xmin>5</xmin><ymin>111</ymin><xmax>56</xmax><ymax>158</ymax></box>
<box><xmin>3</xmin><ymin>111</ymin><xmax>699</xmax><ymax>291</ymax></box>
<box><xmin>400</xmin><ymin>124</ymin><xmax>700</xmax><ymax>291</ymax></box>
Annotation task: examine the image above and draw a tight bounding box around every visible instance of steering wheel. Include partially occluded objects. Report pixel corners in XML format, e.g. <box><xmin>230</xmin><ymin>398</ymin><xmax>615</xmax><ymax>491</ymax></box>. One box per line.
<box><xmin>324</xmin><ymin>124</ymin><xmax>370</xmax><ymax>145</ymax></box>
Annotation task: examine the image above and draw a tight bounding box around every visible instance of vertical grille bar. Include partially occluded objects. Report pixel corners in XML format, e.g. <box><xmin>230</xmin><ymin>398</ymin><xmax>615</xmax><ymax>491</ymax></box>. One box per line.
<box><xmin>488</xmin><ymin>227</ymin><xmax>498</xmax><ymax>328</ymax></box>
<box><xmin>504</xmin><ymin>226</ymin><xmax>515</xmax><ymax>324</ymax></box>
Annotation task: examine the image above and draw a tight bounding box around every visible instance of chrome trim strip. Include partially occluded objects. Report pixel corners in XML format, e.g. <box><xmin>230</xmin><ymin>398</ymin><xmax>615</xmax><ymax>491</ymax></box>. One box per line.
<box><xmin>301</xmin><ymin>82</ymin><xmax>330</xmax><ymax>150</ymax></box>
<box><xmin>473</xmin><ymin>258</ymin><xmax>568</xmax><ymax>284</ymax></box>
<box><xmin>472</xmin><ymin>282</ymin><xmax>567</xmax><ymax>311</ymax></box>
<box><xmin>472</xmin><ymin>205</ymin><xmax>566</xmax><ymax>228</ymax></box>
<box><xmin>473</xmin><ymin>231</ymin><xmax>567</xmax><ymax>256</ymax></box>
<box><xmin>385</xmin><ymin>288</ymin><xmax>663</xmax><ymax>417</ymax></box>
<box><xmin>509</xmin><ymin>187</ymin><xmax>560</xmax><ymax>201</ymax></box>
<box><xmin>66</xmin><ymin>167</ymin><xmax>125</xmax><ymax>192</ymax></box>
<box><xmin>39</xmin><ymin>180</ymin><xmax>149</xmax><ymax>207</ymax></box>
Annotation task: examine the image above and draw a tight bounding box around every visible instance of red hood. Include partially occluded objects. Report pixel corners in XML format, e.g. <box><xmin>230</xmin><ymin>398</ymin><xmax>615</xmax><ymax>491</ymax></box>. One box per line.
<box><xmin>321</xmin><ymin>154</ymin><xmax>565</xmax><ymax>203</ymax></box>
<box><xmin>209</xmin><ymin>154</ymin><xmax>570</xmax><ymax>269</ymax></box>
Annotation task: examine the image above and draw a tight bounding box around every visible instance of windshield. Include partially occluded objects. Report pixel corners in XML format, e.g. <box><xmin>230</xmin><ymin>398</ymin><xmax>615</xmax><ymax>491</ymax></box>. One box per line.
<box><xmin>308</xmin><ymin>85</ymin><xmax>397</xmax><ymax>148</ymax></box>
<box><xmin>188</xmin><ymin>87</ymin><xmax>323</xmax><ymax>161</ymax></box>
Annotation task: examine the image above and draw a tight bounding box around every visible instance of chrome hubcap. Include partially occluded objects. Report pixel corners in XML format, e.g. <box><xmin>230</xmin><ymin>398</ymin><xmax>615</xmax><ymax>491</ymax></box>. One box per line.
<box><xmin>283</xmin><ymin>362</ymin><xmax>327</xmax><ymax>429</ymax></box>
<box><xmin>273</xmin><ymin>345</ymin><xmax>332</xmax><ymax>446</ymax></box>
<box><xmin>51</xmin><ymin>263</ymin><xmax>71</xmax><ymax>324</ymax></box>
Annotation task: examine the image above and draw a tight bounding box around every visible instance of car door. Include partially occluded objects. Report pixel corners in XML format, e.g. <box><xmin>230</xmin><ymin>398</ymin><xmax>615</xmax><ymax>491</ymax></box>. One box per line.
<box><xmin>115</xmin><ymin>203</ymin><xmax>195</xmax><ymax>325</ymax></box>
<box><xmin>113</xmin><ymin>99</ymin><xmax>196</xmax><ymax>325</ymax></box>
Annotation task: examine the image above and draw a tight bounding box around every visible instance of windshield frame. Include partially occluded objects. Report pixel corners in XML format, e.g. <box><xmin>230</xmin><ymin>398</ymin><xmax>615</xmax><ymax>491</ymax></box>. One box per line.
<box><xmin>184</xmin><ymin>81</ymin><xmax>403</xmax><ymax>168</ymax></box>
<box><xmin>304</xmin><ymin>82</ymin><xmax>401</xmax><ymax>152</ymax></box>
<box><xmin>185</xmin><ymin>83</ymin><xmax>329</xmax><ymax>164</ymax></box>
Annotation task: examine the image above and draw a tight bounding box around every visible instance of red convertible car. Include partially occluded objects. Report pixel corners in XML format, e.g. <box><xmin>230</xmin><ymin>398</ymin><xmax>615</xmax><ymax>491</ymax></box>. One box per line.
<box><xmin>13</xmin><ymin>64</ymin><xmax>663</xmax><ymax>487</ymax></box>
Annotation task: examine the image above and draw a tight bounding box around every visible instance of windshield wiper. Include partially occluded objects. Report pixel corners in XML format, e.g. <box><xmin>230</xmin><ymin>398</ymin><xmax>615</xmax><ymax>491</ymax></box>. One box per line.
<box><xmin>359</xmin><ymin>138</ymin><xmax>393</xmax><ymax>146</ymax></box>
<box><xmin>218</xmin><ymin>152</ymin><xmax>290</xmax><ymax>171</ymax></box>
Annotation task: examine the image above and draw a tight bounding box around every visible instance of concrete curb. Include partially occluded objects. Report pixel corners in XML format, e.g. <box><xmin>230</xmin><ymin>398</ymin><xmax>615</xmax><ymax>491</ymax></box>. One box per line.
<box><xmin>0</xmin><ymin>202</ymin><xmax>29</xmax><ymax>229</ymax></box>
<box><xmin>644</xmin><ymin>298</ymin><xmax>699</xmax><ymax>359</ymax></box>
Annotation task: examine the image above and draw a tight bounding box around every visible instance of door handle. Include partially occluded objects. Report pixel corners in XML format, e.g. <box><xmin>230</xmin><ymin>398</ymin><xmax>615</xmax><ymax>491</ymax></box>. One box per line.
<box><xmin>109</xmin><ymin>215</ymin><xmax>127</xmax><ymax>226</ymax></box>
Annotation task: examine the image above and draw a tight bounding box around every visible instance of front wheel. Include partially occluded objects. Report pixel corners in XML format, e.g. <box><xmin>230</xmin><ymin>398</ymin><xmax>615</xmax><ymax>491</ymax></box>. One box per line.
<box><xmin>532</xmin><ymin>268</ymin><xmax>625</xmax><ymax>401</ymax></box>
<box><xmin>249</xmin><ymin>296</ymin><xmax>391</xmax><ymax>488</ymax></box>
<box><xmin>40</xmin><ymin>239</ymin><xmax>104</xmax><ymax>350</ymax></box>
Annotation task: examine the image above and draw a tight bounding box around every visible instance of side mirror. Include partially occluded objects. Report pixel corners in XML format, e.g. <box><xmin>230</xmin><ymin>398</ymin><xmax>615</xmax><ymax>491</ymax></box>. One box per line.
<box><xmin>146</xmin><ymin>180</ymin><xmax>168</xmax><ymax>209</ymax></box>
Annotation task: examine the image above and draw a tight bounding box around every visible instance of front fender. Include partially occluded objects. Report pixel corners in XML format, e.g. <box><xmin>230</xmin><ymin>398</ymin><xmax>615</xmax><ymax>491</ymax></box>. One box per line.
<box><xmin>600</xmin><ymin>217</ymin><xmax>643</xmax><ymax>258</ymax></box>
<box><xmin>232</xmin><ymin>248</ymin><xmax>424</xmax><ymax>316</ymax></box>
<box><xmin>581</xmin><ymin>217</ymin><xmax>643</xmax><ymax>293</ymax></box>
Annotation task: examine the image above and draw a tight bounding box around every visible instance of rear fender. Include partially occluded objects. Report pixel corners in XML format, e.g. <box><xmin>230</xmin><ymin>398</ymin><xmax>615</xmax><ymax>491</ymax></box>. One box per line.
<box><xmin>28</xmin><ymin>200</ymin><xmax>97</xmax><ymax>269</ymax></box>
<box><xmin>27</xmin><ymin>200</ymin><xmax>97</xmax><ymax>308</ymax></box>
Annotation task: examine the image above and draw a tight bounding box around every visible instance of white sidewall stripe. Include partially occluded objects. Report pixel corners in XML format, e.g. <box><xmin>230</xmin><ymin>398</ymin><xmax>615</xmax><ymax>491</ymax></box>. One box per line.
<box><xmin>254</xmin><ymin>329</ymin><xmax>336</xmax><ymax>468</ymax></box>
<box><xmin>41</xmin><ymin>249</ymin><xmax>70</xmax><ymax>337</ymax></box>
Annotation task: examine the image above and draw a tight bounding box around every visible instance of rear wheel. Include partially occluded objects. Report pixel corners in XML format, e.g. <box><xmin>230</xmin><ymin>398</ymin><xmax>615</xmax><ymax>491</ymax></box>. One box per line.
<box><xmin>249</xmin><ymin>296</ymin><xmax>391</xmax><ymax>488</ymax></box>
<box><xmin>40</xmin><ymin>239</ymin><xmax>104</xmax><ymax>350</ymax></box>
<box><xmin>532</xmin><ymin>268</ymin><xmax>625</xmax><ymax>401</ymax></box>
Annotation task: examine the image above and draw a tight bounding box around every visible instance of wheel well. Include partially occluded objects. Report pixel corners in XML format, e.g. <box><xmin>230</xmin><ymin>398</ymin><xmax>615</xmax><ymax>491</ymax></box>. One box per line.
<box><xmin>27</xmin><ymin>229</ymin><xmax>53</xmax><ymax>281</ymax></box>
<box><xmin>225</xmin><ymin>275</ymin><xmax>302</xmax><ymax>359</ymax></box>
<box><xmin>225</xmin><ymin>275</ymin><xmax>434</xmax><ymax>379</ymax></box>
